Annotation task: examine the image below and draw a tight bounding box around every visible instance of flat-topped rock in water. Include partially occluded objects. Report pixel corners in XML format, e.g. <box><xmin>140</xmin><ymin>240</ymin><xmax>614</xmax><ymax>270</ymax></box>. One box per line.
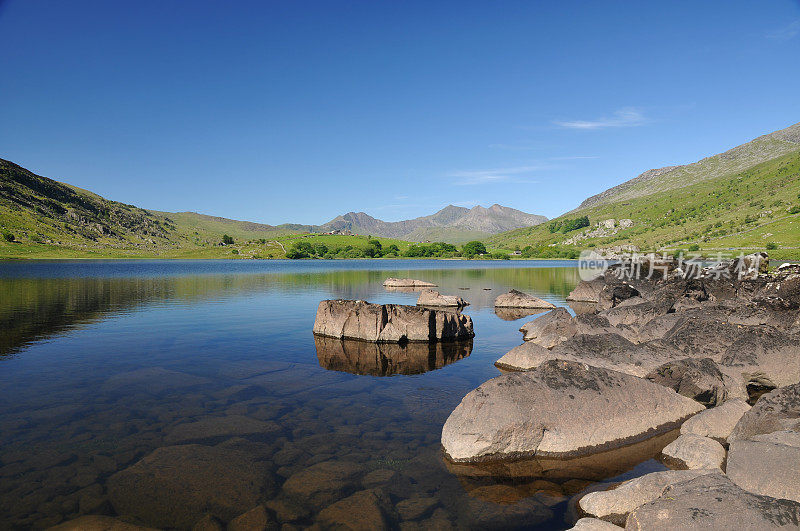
<box><xmin>441</xmin><ymin>360</ymin><xmax>703</xmax><ymax>462</ymax></box>
<box><xmin>680</xmin><ymin>398</ymin><xmax>751</xmax><ymax>442</ymax></box>
<box><xmin>660</xmin><ymin>434</ymin><xmax>725</xmax><ymax>470</ymax></box>
<box><xmin>313</xmin><ymin>299</ymin><xmax>473</xmax><ymax>342</ymax></box>
<box><xmin>625</xmin><ymin>473</ymin><xmax>800</xmax><ymax>530</ymax></box>
<box><xmin>383</xmin><ymin>277</ymin><xmax>437</xmax><ymax>288</ymax></box>
<box><xmin>416</xmin><ymin>289</ymin><xmax>469</xmax><ymax>307</ymax></box>
<box><xmin>727</xmin><ymin>439</ymin><xmax>800</xmax><ymax>503</ymax></box>
<box><xmin>579</xmin><ymin>469</ymin><xmax>711</xmax><ymax>526</ymax></box>
<box><xmin>494</xmin><ymin>289</ymin><xmax>556</xmax><ymax>309</ymax></box>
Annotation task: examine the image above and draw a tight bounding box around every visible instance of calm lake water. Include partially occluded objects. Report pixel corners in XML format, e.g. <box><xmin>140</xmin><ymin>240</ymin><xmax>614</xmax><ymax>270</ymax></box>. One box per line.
<box><xmin>0</xmin><ymin>259</ymin><xmax>668</xmax><ymax>530</ymax></box>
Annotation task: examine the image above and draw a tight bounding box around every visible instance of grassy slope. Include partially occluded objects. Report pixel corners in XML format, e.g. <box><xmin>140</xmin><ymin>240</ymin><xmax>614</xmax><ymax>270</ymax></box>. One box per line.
<box><xmin>487</xmin><ymin>150</ymin><xmax>800</xmax><ymax>259</ymax></box>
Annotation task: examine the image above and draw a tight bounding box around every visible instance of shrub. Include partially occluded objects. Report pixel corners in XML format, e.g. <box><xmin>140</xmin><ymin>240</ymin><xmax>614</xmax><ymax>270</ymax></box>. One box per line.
<box><xmin>688</xmin><ymin>244</ymin><xmax>700</xmax><ymax>251</ymax></box>
<box><xmin>231</xmin><ymin>249</ymin><xmax>239</xmax><ymax>255</ymax></box>
<box><xmin>2</xmin><ymin>231</ymin><xmax>14</xmax><ymax>242</ymax></box>
<box><xmin>222</xmin><ymin>234</ymin><xmax>234</xmax><ymax>245</ymax></box>
<box><xmin>766</xmin><ymin>241</ymin><xmax>778</xmax><ymax>250</ymax></box>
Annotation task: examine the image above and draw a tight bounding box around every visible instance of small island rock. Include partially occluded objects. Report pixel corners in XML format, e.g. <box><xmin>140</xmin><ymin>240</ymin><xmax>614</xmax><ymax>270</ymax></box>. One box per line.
<box><xmin>494</xmin><ymin>289</ymin><xmax>556</xmax><ymax>309</ymax></box>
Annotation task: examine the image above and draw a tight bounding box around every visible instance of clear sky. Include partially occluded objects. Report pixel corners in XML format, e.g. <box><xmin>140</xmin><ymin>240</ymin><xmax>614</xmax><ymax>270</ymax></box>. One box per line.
<box><xmin>1</xmin><ymin>1</ymin><xmax>799</xmax><ymax>225</ymax></box>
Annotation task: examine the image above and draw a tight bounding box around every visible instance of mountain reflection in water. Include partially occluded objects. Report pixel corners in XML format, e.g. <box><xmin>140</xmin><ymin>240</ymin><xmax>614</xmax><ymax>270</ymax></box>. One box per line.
<box><xmin>314</xmin><ymin>335</ymin><xmax>473</xmax><ymax>376</ymax></box>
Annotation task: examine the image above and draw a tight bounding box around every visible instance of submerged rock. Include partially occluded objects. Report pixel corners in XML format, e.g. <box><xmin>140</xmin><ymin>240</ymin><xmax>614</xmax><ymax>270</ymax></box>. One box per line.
<box><xmin>107</xmin><ymin>445</ymin><xmax>269</xmax><ymax>529</ymax></box>
<box><xmin>312</xmin><ymin>299</ymin><xmax>473</xmax><ymax>342</ymax></box>
<box><xmin>625</xmin><ymin>473</ymin><xmax>800</xmax><ymax>529</ymax></box>
<box><xmin>579</xmin><ymin>469</ymin><xmax>711</xmax><ymax>526</ymax></box>
<box><xmin>416</xmin><ymin>289</ymin><xmax>469</xmax><ymax>307</ymax></box>
<box><xmin>49</xmin><ymin>515</ymin><xmax>159</xmax><ymax>530</ymax></box>
<box><xmin>316</xmin><ymin>489</ymin><xmax>393</xmax><ymax>530</ymax></box>
<box><xmin>383</xmin><ymin>277</ymin><xmax>437</xmax><ymax>288</ymax></box>
<box><xmin>494</xmin><ymin>289</ymin><xmax>555</xmax><ymax>309</ymax></box>
<box><xmin>441</xmin><ymin>360</ymin><xmax>703</xmax><ymax>462</ymax></box>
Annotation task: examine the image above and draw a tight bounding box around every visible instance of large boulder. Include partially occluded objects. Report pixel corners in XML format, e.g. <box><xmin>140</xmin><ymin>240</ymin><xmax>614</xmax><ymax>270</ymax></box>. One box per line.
<box><xmin>519</xmin><ymin>308</ymin><xmax>577</xmax><ymax>347</ymax></box>
<box><xmin>578</xmin><ymin>469</ymin><xmax>711</xmax><ymax>526</ymax></box>
<box><xmin>601</xmin><ymin>298</ymin><xmax>671</xmax><ymax>328</ymax></box>
<box><xmin>728</xmin><ymin>383</ymin><xmax>800</xmax><ymax>442</ymax></box>
<box><xmin>680</xmin><ymin>398</ymin><xmax>751</xmax><ymax>442</ymax></box>
<box><xmin>494</xmin><ymin>289</ymin><xmax>555</xmax><ymax>309</ymax></box>
<box><xmin>416</xmin><ymin>289</ymin><xmax>469</xmax><ymax>308</ymax></box>
<box><xmin>567</xmin><ymin>278</ymin><xmax>605</xmax><ymax>303</ymax></box>
<box><xmin>625</xmin><ymin>473</ymin><xmax>800</xmax><ymax>529</ymax></box>
<box><xmin>107</xmin><ymin>445</ymin><xmax>270</xmax><ymax>529</ymax></box>
<box><xmin>496</xmin><ymin>333</ymin><xmax>689</xmax><ymax>378</ymax></box>
<box><xmin>314</xmin><ymin>335</ymin><xmax>471</xmax><ymax>376</ymax></box>
<box><xmin>727</xmin><ymin>440</ymin><xmax>800</xmax><ymax>503</ymax></box>
<box><xmin>383</xmin><ymin>278</ymin><xmax>436</xmax><ymax>288</ymax></box>
<box><xmin>312</xmin><ymin>300</ymin><xmax>473</xmax><ymax>342</ymax></box>
<box><xmin>441</xmin><ymin>360</ymin><xmax>703</xmax><ymax>462</ymax></box>
<box><xmin>645</xmin><ymin>357</ymin><xmax>734</xmax><ymax>407</ymax></box>
<box><xmin>660</xmin><ymin>434</ymin><xmax>725</xmax><ymax>470</ymax></box>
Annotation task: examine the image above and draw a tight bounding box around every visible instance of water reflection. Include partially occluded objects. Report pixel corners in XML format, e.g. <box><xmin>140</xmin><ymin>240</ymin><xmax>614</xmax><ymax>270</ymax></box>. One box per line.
<box><xmin>493</xmin><ymin>307</ymin><xmax>548</xmax><ymax>321</ymax></box>
<box><xmin>314</xmin><ymin>336</ymin><xmax>473</xmax><ymax>376</ymax></box>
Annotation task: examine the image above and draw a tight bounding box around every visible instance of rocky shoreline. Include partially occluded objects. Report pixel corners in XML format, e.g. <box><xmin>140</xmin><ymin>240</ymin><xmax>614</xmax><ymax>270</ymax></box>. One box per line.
<box><xmin>443</xmin><ymin>254</ymin><xmax>800</xmax><ymax>528</ymax></box>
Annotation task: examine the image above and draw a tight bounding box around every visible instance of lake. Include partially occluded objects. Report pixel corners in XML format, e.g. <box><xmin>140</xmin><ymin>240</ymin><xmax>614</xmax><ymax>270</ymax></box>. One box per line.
<box><xmin>0</xmin><ymin>259</ymin><xmax>668</xmax><ymax>530</ymax></box>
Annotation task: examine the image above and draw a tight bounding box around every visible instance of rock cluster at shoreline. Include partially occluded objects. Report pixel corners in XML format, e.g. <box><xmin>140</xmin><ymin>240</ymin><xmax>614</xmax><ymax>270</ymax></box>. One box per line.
<box><xmin>442</xmin><ymin>253</ymin><xmax>800</xmax><ymax>528</ymax></box>
<box><xmin>383</xmin><ymin>278</ymin><xmax>438</xmax><ymax>288</ymax></box>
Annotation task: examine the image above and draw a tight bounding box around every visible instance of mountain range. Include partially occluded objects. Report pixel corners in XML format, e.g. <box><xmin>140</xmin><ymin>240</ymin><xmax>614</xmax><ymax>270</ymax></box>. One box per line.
<box><xmin>315</xmin><ymin>205</ymin><xmax>547</xmax><ymax>242</ymax></box>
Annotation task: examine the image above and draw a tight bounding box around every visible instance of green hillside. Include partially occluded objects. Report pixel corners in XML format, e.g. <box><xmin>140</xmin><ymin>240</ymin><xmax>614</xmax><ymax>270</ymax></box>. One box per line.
<box><xmin>0</xmin><ymin>158</ymin><xmax>437</xmax><ymax>259</ymax></box>
<box><xmin>487</xmin><ymin>149</ymin><xmax>800</xmax><ymax>259</ymax></box>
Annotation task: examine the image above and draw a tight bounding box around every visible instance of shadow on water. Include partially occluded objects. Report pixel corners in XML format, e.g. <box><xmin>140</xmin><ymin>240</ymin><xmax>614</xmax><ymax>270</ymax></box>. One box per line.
<box><xmin>0</xmin><ymin>259</ymin><xmax>675</xmax><ymax>530</ymax></box>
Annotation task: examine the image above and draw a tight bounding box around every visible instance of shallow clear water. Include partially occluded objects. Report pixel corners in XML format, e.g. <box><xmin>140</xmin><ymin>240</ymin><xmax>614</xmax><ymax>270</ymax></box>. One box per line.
<box><xmin>0</xmin><ymin>259</ymin><xmax>668</xmax><ymax>529</ymax></box>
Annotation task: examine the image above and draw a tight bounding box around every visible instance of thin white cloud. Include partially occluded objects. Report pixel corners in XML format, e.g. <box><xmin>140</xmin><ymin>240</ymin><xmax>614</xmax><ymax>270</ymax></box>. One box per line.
<box><xmin>554</xmin><ymin>107</ymin><xmax>646</xmax><ymax>130</ymax></box>
<box><xmin>448</xmin><ymin>164</ymin><xmax>549</xmax><ymax>185</ymax></box>
<box><xmin>767</xmin><ymin>19</ymin><xmax>800</xmax><ymax>40</ymax></box>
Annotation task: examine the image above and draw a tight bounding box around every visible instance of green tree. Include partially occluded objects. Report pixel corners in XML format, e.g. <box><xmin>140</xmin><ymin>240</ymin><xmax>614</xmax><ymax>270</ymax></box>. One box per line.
<box><xmin>462</xmin><ymin>241</ymin><xmax>487</xmax><ymax>258</ymax></box>
<box><xmin>2</xmin><ymin>231</ymin><xmax>15</xmax><ymax>242</ymax></box>
<box><xmin>222</xmin><ymin>234</ymin><xmax>234</xmax><ymax>245</ymax></box>
<box><xmin>313</xmin><ymin>243</ymin><xmax>328</xmax><ymax>256</ymax></box>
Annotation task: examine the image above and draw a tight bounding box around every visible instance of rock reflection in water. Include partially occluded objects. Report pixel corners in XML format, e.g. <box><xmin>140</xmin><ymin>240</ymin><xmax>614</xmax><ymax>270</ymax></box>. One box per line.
<box><xmin>315</xmin><ymin>335</ymin><xmax>472</xmax><ymax>376</ymax></box>
<box><xmin>493</xmin><ymin>307</ymin><xmax>547</xmax><ymax>321</ymax></box>
<box><xmin>445</xmin><ymin>429</ymin><xmax>679</xmax><ymax>504</ymax></box>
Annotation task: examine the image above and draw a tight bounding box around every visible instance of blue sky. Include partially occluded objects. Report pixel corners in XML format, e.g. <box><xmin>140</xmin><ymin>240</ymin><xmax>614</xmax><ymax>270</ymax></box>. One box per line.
<box><xmin>1</xmin><ymin>1</ymin><xmax>799</xmax><ymax>224</ymax></box>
